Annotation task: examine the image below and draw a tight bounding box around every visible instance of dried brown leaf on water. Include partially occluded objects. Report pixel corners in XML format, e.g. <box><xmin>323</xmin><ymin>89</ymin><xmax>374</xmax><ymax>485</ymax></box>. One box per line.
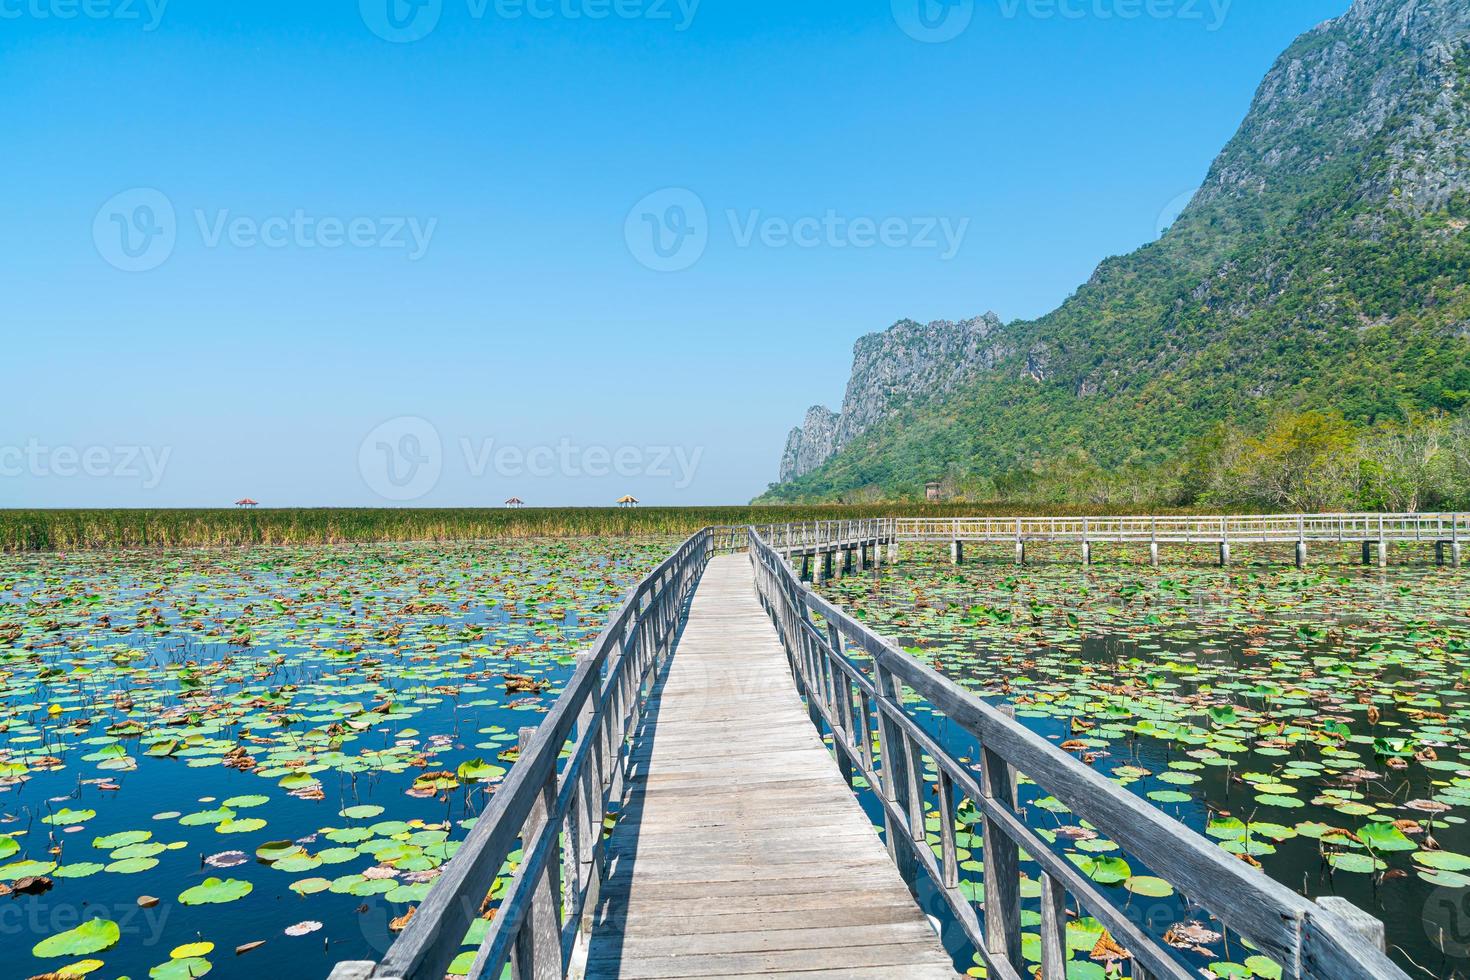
<box><xmin>1164</xmin><ymin>921</ymin><xmax>1222</xmax><ymax>950</ymax></box>
<box><xmin>1090</xmin><ymin>930</ymin><xmax>1132</xmax><ymax>962</ymax></box>
<box><xmin>236</xmin><ymin>941</ymin><xmax>266</xmax><ymax>955</ymax></box>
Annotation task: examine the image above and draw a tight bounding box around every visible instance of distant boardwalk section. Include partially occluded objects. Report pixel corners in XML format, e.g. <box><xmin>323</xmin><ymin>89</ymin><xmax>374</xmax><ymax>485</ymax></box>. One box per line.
<box><xmin>333</xmin><ymin>516</ymin><xmax>1427</xmax><ymax>980</ymax></box>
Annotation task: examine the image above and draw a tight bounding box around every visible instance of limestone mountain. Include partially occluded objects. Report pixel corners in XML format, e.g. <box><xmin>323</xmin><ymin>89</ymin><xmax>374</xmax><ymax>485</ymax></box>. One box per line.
<box><xmin>762</xmin><ymin>0</ymin><xmax>1470</xmax><ymax>502</ymax></box>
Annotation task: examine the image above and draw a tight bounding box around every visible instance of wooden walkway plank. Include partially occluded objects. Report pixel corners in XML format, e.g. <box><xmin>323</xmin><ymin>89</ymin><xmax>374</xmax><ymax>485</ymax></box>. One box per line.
<box><xmin>583</xmin><ymin>554</ymin><xmax>957</xmax><ymax>980</ymax></box>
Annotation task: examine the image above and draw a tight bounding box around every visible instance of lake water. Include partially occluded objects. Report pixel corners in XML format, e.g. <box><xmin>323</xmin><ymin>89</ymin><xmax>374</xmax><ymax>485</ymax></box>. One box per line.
<box><xmin>0</xmin><ymin>540</ymin><xmax>671</xmax><ymax>980</ymax></box>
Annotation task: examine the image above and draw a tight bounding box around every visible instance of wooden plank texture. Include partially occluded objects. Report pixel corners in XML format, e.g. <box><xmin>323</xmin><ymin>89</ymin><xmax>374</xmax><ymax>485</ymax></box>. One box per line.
<box><xmin>584</xmin><ymin>555</ymin><xmax>956</xmax><ymax>980</ymax></box>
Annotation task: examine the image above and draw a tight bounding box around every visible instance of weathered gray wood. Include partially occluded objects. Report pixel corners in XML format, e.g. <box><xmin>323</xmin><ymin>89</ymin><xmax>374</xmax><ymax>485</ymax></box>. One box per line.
<box><xmin>328</xmin><ymin>963</ymin><xmax>380</xmax><ymax>980</ymax></box>
<box><xmin>982</xmin><ymin>705</ymin><xmax>1022</xmax><ymax>976</ymax></box>
<box><xmin>1038</xmin><ymin>873</ymin><xmax>1068</xmax><ymax>980</ymax></box>
<box><xmin>513</xmin><ymin>727</ymin><xmax>563</xmax><ymax>980</ymax></box>
<box><xmin>586</xmin><ymin>555</ymin><xmax>955</xmax><ymax>980</ymax></box>
<box><xmin>854</xmin><ymin>513</ymin><xmax>1470</xmax><ymax>567</ymax></box>
<box><xmin>1315</xmin><ymin>897</ymin><xmax>1387</xmax><ymax>951</ymax></box>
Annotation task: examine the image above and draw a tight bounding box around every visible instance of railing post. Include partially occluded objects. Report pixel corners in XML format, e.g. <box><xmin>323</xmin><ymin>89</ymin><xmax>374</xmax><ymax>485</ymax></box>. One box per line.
<box><xmin>872</xmin><ymin>659</ymin><xmax>918</xmax><ymax>894</ymax></box>
<box><xmin>981</xmin><ymin>705</ymin><xmax>1023</xmax><ymax>976</ymax></box>
<box><xmin>570</xmin><ymin>652</ymin><xmax>602</xmax><ymax>944</ymax></box>
<box><xmin>1039</xmin><ymin>872</ymin><xmax>1068</xmax><ymax>980</ymax></box>
<box><xmin>513</xmin><ymin>727</ymin><xmax>563</xmax><ymax>980</ymax></box>
<box><xmin>825</xmin><ymin>621</ymin><xmax>855</xmax><ymax>788</ymax></box>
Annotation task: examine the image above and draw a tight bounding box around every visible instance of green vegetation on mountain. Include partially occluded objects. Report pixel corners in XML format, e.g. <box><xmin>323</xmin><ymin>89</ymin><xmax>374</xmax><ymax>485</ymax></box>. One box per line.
<box><xmin>762</xmin><ymin>0</ymin><xmax>1470</xmax><ymax>510</ymax></box>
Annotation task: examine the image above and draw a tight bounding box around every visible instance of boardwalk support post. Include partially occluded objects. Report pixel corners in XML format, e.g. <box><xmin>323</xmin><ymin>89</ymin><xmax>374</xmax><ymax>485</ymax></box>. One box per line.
<box><xmin>951</xmin><ymin>540</ymin><xmax>964</xmax><ymax>565</ymax></box>
<box><xmin>1149</xmin><ymin>541</ymin><xmax>1159</xmax><ymax>567</ymax></box>
<box><xmin>1082</xmin><ymin>540</ymin><xmax>1091</xmax><ymax>566</ymax></box>
<box><xmin>1219</xmin><ymin>541</ymin><xmax>1230</xmax><ymax>567</ymax></box>
<box><xmin>1296</xmin><ymin>541</ymin><xmax>1308</xmax><ymax>570</ymax></box>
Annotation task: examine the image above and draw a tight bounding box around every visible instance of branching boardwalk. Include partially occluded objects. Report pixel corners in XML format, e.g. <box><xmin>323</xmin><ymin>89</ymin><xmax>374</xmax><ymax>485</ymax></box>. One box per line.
<box><xmin>336</xmin><ymin>520</ymin><xmax>1414</xmax><ymax>980</ymax></box>
<box><xmin>584</xmin><ymin>555</ymin><xmax>956</xmax><ymax>980</ymax></box>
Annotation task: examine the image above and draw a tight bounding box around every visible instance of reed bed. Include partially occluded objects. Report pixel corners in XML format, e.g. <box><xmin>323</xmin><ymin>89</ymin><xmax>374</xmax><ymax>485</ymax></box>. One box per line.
<box><xmin>0</xmin><ymin>504</ymin><xmax>1201</xmax><ymax>552</ymax></box>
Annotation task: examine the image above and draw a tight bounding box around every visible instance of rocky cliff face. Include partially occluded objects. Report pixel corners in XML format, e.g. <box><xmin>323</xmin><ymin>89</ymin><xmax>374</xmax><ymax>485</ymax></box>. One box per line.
<box><xmin>778</xmin><ymin>312</ymin><xmax>1007</xmax><ymax>482</ymax></box>
<box><xmin>1194</xmin><ymin>0</ymin><xmax>1470</xmax><ymax>216</ymax></box>
<box><xmin>761</xmin><ymin>0</ymin><xmax>1470</xmax><ymax>502</ymax></box>
<box><xmin>779</xmin><ymin>407</ymin><xmax>839</xmax><ymax>483</ymax></box>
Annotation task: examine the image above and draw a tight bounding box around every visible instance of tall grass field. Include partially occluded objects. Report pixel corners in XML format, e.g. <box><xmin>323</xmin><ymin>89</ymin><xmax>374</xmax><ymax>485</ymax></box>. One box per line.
<box><xmin>0</xmin><ymin>505</ymin><xmax>1200</xmax><ymax>551</ymax></box>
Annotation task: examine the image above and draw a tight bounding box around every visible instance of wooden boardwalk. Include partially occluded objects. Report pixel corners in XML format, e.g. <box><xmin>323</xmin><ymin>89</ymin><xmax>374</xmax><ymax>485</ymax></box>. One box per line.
<box><xmin>583</xmin><ymin>554</ymin><xmax>957</xmax><ymax>980</ymax></box>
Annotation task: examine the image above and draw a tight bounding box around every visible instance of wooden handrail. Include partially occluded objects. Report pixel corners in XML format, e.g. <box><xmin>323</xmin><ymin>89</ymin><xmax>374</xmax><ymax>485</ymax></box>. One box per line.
<box><xmin>747</xmin><ymin>526</ymin><xmax>1409</xmax><ymax>980</ymax></box>
<box><xmin>331</xmin><ymin>530</ymin><xmax>713</xmax><ymax>980</ymax></box>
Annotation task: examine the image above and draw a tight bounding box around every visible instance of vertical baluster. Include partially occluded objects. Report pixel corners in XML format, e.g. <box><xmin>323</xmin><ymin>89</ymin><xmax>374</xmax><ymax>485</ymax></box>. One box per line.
<box><xmin>857</xmin><ymin>689</ymin><xmax>876</xmax><ymax>775</ymax></box>
<box><xmin>981</xmin><ymin>706</ymin><xmax>1022</xmax><ymax>974</ymax></box>
<box><xmin>937</xmin><ymin>769</ymin><xmax>959</xmax><ymax>890</ymax></box>
<box><xmin>872</xmin><ymin>659</ymin><xmax>918</xmax><ymax>892</ymax></box>
<box><xmin>569</xmin><ymin>653</ymin><xmax>598</xmax><ymax>931</ymax></box>
<box><xmin>513</xmin><ymin>727</ymin><xmax>563</xmax><ymax>980</ymax></box>
<box><xmin>1038</xmin><ymin>873</ymin><xmax>1067</xmax><ymax>980</ymax></box>
<box><xmin>825</xmin><ymin>622</ymin><xmax>854</xmax><ymax>785</ymax></box>
<box><xmin>902</xmin><ymin>728</ymin><xmax>925</xmax><ymax>845</ymax></box>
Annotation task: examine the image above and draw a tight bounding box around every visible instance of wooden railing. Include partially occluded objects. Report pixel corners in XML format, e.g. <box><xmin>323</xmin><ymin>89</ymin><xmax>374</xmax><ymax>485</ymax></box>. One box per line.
<box><xmin>747</xmin><ymin>526</ymin><xmax>1409</xmax><ymax>980</ymax></box>
<box><xmin>893</xmin><ymin>512</ymin><xmax>1468</xmax><ymax>545</ymax></box>
<box><xmin>330</xmin><ymin>530</ymin><xmax>713</xmax><ymax>980</ymax></box>
<box><xmin>752</xmin><ymin>513</ymin><xmax>1466</xmax><ymax>567</ymax></box>
<box><xmin>750</xmin><ymin>517</ymin><xmax>892</xmax><ymax>553</ymax></box>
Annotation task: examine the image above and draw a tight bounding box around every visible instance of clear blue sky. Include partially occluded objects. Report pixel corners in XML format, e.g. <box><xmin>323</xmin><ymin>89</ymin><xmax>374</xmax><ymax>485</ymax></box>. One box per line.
<box><xmin>2</xmin><ymin>0</ymin><xmax>1349</xmax><ymax>507</ymax></box>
